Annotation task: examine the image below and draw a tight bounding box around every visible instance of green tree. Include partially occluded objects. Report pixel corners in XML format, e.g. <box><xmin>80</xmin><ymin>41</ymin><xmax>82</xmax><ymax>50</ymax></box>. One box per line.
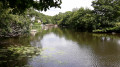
<box><xmin>0</xmin><ymin>8</ymin><xmax>30</xmax><ymax>37</ymax></box>
<box><xmin>0</xmin><ymin>0</ymin><xmax>62</xmax><ymax>13</ymax></box>
<box><xmin>92</xmin><ymin>0</ymin><xmax>120</xmax><ymax>21</ymax></box>
<box><xmin>59</xmin><ymin>11</ymin><xmax>73</xmax><ymax>26</ymax></box>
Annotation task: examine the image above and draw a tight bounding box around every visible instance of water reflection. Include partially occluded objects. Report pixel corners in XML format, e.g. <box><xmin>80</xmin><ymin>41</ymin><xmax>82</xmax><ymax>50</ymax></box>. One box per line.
<box><xmin>1</xmin><ymin>28</ymin><xmax>120</xmax><ymax>67</ymax></box>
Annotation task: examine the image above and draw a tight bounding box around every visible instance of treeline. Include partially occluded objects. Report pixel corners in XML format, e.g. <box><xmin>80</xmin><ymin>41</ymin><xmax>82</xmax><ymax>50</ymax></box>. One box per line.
<box><xmin>0</xmin><ymin>3</ymin><xmax>53</xmax><ymax>37</ymax></box>
<box><xmin>0</xmin><ymin>0</ymin><xmax>61</xmax><ymax>37</ymax></box>
<box><xmin>1</xmin><ymin>0</ymin><xmax>120</xmax><ymax>37</ymax></box>
<box><xmin>52</xmin><ymin>0</ymin><xmax>120</xmax><ymax>32</ymax></box>
<box><xmin>27</xmin><ymin>8</ymin><xmax>53</xmax><ymax>24</ymax></box>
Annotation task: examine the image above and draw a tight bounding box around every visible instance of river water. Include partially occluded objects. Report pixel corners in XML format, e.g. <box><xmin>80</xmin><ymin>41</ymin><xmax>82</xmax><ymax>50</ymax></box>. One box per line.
<box><xmin>1</xmin><ymin>28</ymin><xmax>120</xmax><ymax>67</ymax></box>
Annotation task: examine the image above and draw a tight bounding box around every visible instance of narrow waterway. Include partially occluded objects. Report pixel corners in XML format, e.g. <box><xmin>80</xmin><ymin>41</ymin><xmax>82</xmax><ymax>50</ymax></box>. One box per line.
<box><xmin>1</xmin><ymin>28</ymin><xmax>120</xmax><ymax>67</ymax></box>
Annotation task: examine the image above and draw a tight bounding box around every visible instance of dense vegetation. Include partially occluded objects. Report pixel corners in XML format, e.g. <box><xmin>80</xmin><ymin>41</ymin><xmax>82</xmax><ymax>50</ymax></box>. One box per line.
<box><xmin>1</xmin><ymin>0</ymin><xmax>120</xmax><ymax>37</ymax></box>
<box><xmin>52</xmin><ymin>0</ymin><xmax>120</xmax><ymax>32</ymax></box>
<box><xmin>0</xmin><ymin>0</ymin><xmax>61</xmax><ymax>13</ymax></box>
<box><xmin>0</xmin><ymin>3</ymin><xmax>30</xmax><ymax>37</ymax></box>
<box><xmin>27</xmin><ymin>8</ymin><xmax>53</xmax><ymax>24</ymax></box>
<box><xmin>0</xmin><ymin>0</ymin><xmax>61</xmax><ymax>37</ymax></box>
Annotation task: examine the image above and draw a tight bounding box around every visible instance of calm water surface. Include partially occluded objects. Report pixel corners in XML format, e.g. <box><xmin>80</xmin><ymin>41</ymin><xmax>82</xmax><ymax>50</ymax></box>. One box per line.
<box><xmin>1</xmin><ymin>28</ymin><xmax>120</xmax><ymax>67</ymax></box>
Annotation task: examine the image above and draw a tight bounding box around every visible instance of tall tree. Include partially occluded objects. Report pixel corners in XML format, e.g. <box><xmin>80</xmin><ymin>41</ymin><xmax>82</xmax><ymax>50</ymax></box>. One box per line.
<box><xmin>92</xmin><ymin>0</ymin><xmax>120</xmax><ymax>21</ymax></box>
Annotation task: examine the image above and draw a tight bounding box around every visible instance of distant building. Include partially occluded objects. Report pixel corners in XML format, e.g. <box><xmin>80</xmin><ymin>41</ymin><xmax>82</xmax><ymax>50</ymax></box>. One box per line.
<box><xmin>37</xmin><ymin>20</ymin><xmax>42</xmax><ymax>23</ymax></box>
<box><xmin>31</xmin><ymin>17</ymin><xmax>35</xmax><ymax>22</ymax></box>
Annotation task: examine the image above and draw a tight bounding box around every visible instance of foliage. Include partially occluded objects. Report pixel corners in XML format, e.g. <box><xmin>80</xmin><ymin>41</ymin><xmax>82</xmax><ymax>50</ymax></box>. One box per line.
<box><xmin>92</xmin><ymin>0</ymin><xmax>120</xmax><ymax>28</ymax></box>
<box><xmin>0</xmin><ymin>0</ymin><xmax>62</xmax><ymax>37</ymax></box>
<box><xmin>0</xmin><ymin>6</ymin><xmax>30</xmax><ymax>37</ymax></box>
<box><xmin>27</xmin><ymin>8</ymin><xmax>53</xmax><ymax>24</ymax></box>
<box><xmin>92</xmin><ymin>0</ymin><xmax>120</xmax><ymax>21</ymax></box>
<box><xmin>53</xmin><ymin>8</ymin><xmax>97</xmax><ymax>32</ymax></box>
<box><xmin>93</xmin><ymin>23</ymin><xmax>120</xmax><ymax>33</ymax></box>
<box><xmin>52</xmin><ymin>0</ymin><xmax>120</xmax><ymax>32</ymax></box>
<box><xmin>0</xmin><ymin>0</ymin><xmax>62</xmax><ymax>13</ymax></box>
<box><xmin>0</xmin><ymin>1</ymin><xmax>55</xmax><ymax>37</ymax></box>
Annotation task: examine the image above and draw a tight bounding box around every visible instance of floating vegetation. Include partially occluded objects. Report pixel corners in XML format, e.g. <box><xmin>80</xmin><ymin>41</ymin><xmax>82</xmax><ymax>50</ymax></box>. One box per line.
<box><xmin>7</xmin><ymin>45</ymin><xmax>42</xmax><ymax>57</ymax></box>
<box><xmin>92</xmin><ymin>33</ymin><xmax>119</xmax><ymax>39</ymax></box>
<box><xmin>0</xmin><ymin>45</ymin><xmax>42</xmax><ymax>66</ymax></box>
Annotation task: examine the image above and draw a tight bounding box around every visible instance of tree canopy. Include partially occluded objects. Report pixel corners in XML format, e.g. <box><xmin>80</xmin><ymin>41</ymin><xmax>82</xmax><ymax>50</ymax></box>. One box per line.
<box><xmin>92</xmin><ymin>0</ymin><xmax>120</xmax><ymax>21</ymax></box>
<box><xmin>52</xmin><ymin>0</ymin><xmax>120</xmax><ymax>32</ymax></box>
<box><xmin>0</xmin><ymin>0</ymin><xmax>62</xmax><ymax>13</ymax></box>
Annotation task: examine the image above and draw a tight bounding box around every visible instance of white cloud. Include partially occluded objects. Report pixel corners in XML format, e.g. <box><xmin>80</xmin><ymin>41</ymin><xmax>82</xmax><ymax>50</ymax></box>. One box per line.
<box><xmin>41</xmin><ymin>0</ymin><xmax>94</xmax><ymax>16</ymax></box>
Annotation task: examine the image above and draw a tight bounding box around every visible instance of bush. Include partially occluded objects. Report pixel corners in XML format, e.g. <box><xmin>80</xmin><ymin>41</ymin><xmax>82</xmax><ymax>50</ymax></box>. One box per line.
<box><xmin>0</xmin><ymin>7</ymin><xmax>30</xmax><ymax>37</ymax></box>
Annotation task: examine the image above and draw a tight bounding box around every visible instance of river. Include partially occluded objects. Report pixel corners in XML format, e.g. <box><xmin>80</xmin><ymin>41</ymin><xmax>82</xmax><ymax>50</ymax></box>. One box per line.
<box><xmin>0</xmin><ymin>27</ymin><xmax>120</xmax><ymax>67</ymax></box>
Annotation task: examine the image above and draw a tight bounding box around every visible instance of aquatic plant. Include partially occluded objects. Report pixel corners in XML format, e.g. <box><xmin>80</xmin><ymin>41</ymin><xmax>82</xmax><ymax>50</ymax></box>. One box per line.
<box><xmin>7</xmin><ymin>45</ymin><xmax>42</xmax><ymax>57</ymax></box>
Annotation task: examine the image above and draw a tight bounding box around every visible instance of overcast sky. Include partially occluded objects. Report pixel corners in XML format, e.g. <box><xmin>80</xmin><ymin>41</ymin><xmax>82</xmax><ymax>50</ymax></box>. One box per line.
<box><xmin>41</xmin><ymin>0</ymin><xmax>94</xmax><ymax>16</ymax></box>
